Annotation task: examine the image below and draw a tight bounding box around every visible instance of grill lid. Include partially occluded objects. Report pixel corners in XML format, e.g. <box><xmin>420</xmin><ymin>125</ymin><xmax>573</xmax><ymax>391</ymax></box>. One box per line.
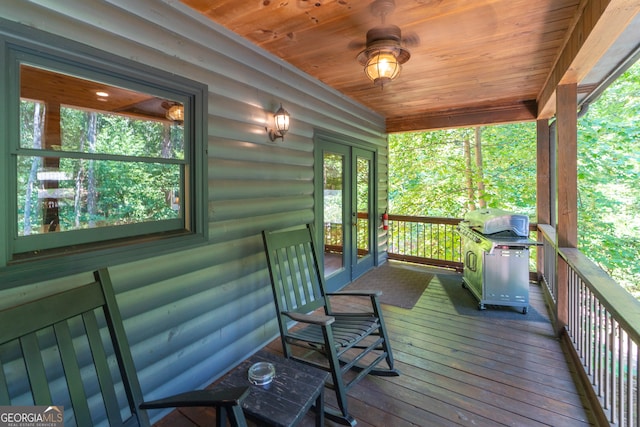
<box><xmin>463</xmin><ymin>208</ymin><xmax>529</xmax><ymax>237</ymax></box>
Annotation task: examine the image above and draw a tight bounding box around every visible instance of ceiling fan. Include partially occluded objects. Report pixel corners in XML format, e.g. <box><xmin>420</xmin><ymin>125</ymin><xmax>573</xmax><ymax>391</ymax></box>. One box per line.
<box><xmin>350</xmin><ymin>0</ymin><xmax>420</xmax><ymax>87</ymax></box>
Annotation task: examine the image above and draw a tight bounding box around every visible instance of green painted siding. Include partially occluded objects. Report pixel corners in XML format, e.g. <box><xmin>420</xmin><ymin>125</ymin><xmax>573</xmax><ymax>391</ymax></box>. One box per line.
<box><xmin>0</xmin><ymin>1</ymin><xmax>387</xmax><ymax>423</ymax></box>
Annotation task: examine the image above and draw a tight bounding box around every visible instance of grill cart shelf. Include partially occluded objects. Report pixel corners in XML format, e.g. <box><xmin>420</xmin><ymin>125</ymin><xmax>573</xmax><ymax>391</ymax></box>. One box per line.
<box><xmin>457</xmin><ymin>209</ymin><xmax>540</xmax><ymax>314</ymax></box>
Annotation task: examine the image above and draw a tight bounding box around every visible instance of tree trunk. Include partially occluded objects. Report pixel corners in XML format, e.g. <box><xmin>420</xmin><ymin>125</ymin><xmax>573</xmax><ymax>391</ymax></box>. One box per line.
<box><xmin>474</xmin><ymin>126</ymin><xmax>486</xmax><ymax>208</ymax></box>
<box><xmin>74</xmin><ymin>113</ymin><xmax>88</xmax><ymax>228</ymax></box>
<box><xmin>86</xmin><ymin>112</ymin><xmax>98</xmax><ymax>228</ymax></box>
<box><xmin>42</xmin><ymin>103</ymin><xmax>61</xmax><ymax>231</ymax></box>
<box><xmin>23</xmin><ymin>103</ymin><xmax>44</xmax><ymax>235</ymax></box>
<box><xmin>162</xmin><ymin>123</ymin><xmax>173</xmax><ymax>207</ymax></box>
<box><xmin>463</xmin><ymin>137</ymin><xmax>475</xmax><ymax>210</ymax></box>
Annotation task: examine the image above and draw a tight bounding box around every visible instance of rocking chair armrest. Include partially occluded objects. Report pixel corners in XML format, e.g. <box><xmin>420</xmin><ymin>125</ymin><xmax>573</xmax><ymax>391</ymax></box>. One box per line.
<box><xmin>283</xmin><ymin>311</ymin><xmax>335</xmax><ymax>326</ymax></box>
<box><xmin>139</xmin><ymin>386</ymin><xmax>250</xmax><ymax>409</ymax></box>
<box><xmin>327</xmin><ymin>290</ymin><xmax>382</xmax><ymax>297</ymax></box>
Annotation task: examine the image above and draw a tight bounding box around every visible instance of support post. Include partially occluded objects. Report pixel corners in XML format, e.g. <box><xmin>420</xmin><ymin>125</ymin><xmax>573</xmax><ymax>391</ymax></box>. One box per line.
<box><xmin>554</xmin><ymin>83</ymin><xmax>578</xmax><ymax>335</ymax></box>
<box><xmin>536</xmin><ymin>119</ymin><xmax>551</xmax><ymax>282</ymax></box>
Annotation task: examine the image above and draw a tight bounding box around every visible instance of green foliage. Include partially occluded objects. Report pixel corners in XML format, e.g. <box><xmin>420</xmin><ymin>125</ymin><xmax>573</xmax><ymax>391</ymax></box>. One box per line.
<box><xmin>388</xmin><ymin>60</ymin><xmax>640</xmax><ymax>299</ymax></box>
<box><xmin>478</xmin><ymin>124</ymin><xmax>537</xmax><ymax>216</ymax></box>
<box><xmin>323</xmin><ymin>153</ymin><xmax>344</xmax><ymax>224</ymax></box>
<box><xmin>389</xmin><ymin>123</ymin><xmax>536</xmax><ymax>218</ymax></box>
<box><xmin>17</xmin><ymin>104</ymin><xmax>183</xmax><ymax>235</ymax></box>
<box><xmin>389</xmin><ymin>129</ymin><xmax>470</xmax><ymax>217</ymax></box>
<box><xmin>578</xmin><ymin>61</ymin><xmax>640</xmax><ymax>297</ymax></box>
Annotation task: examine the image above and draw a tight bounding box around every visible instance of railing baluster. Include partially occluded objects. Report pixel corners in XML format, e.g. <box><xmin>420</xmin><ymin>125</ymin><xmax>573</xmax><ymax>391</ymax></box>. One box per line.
<box><xmin>587</xmin><ymin>292</ymin><xmax>594</xmax><ymax>375</ymax></box>
<box><xmin>603</xmin><ymin>308</ymin><xmax>609</xmax><ymax>412</ymax></box>
<box><xmin>429</xmin><ymin>224</ymin><xmax>433</xmax><ymax>258</ymax></box>
<box><xmin>606</xmin><ymin>312</ymin><xmax>612</xmax><ymax>411</ymax></box>
<box><xmin>596</xmin><ymin>299</ymin><xmax>602</xmax><ymax>397</ymax></box>
<box><xmin>425</xmin><ymin>222</ymin><xmax>428</xmax><ymax>258</ymax></box>
<box><xmin>612</xmin><ymin>319</ymin><xmax>618</xmax><ymax>422</ymax></box>
<box><xmin>625</xmin><ymin>330</ymin><xmax>632</xmax><ymax>427</ymax></box>
<box><xmin>580</xmin><ymin>280</ymin><xmax>586</xmax><ymax>360</ymax></box>
<box><xmin>630</xmin><ymin>342</ymin><xmax>640</xmax><ymax>426</ymax></box>
<box><xmin>572</xmin><ymin>272</ymin><xmax>578</xmax><ymax>347</ymax></box>
<box><xmin>616</xmin><ymin>320</ymin><xmax>621</xmax><ymax>424</ymax></box>
<box><xmin>578</xmin><ymin>282</ymin><xmax>589</xmax><ymax>359</ymax></box>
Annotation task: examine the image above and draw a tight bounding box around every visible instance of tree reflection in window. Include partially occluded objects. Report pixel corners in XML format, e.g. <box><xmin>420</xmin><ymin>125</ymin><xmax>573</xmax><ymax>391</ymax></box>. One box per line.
<box><xmin>18</xmin><ymin>64</ymin><xmax>185</xmax><ymax>238</ymax></box>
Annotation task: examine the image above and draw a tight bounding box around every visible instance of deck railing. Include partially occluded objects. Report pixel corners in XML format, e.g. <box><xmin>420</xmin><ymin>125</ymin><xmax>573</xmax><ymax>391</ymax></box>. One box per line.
<box><xmin>323</xmin><ymin>215</ymin><xmax>463</xmax><ymax>269</ymax></box>
<box><xmin>386</xmin><ymin>215</ymin><xmax>463</xmax><ymax>271</ymax></box>
<box><xmin>324</xmin><ymin>214</ymin><xmax>531</xmax><ymax>272</ymax></box>
<box><xmin>538</xmin><ymin>225</ymin><xmax>640</xmax><ymax>427</ymax></box>
<box><xmin>324</xmin><ymin>212</ymin><xmax>370</xmax><ymax>255</ymax></box>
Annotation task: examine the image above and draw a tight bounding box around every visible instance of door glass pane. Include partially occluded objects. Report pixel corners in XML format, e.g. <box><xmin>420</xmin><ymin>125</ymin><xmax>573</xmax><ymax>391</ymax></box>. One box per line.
<box><xmin>356</xmin><ymin>156</ymin><xmax>370</xmax><ymax>259</ymax></box>
<box><xmin>323</xmin><ymin>152</ymin><xmax>344</xmax><ymax>276</ymax></box>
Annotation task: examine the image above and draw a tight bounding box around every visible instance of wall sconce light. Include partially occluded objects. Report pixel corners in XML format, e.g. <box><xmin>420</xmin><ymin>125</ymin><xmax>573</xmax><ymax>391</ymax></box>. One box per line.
<box><xmin>266</xmin><ymin>104</ymin><xmax>290</xmax><ymax>141</ymax></box>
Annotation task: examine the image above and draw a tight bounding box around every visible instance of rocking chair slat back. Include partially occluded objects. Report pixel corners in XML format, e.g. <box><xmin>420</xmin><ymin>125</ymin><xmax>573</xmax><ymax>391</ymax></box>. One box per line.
<box><xmin>266</xmin><ymin>228</ymin><xmax>326</xmax><ymax>315</ymax></box>
<box><xmin>0</xmin><ymin>274</ymin><xmax>149</xmax><ymax>427</ymax></box>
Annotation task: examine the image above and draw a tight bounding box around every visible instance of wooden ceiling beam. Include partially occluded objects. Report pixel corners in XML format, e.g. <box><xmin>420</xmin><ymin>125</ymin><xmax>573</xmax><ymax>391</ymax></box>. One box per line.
<box><xmin>538</xmin><ymin>0</ymin><xmax>640</xmax><ymax>118</ymax></box>
<box><xmin>385</xmin><ymin>100</ymin><xmax>537</xmax><ymax>133</ymax></box>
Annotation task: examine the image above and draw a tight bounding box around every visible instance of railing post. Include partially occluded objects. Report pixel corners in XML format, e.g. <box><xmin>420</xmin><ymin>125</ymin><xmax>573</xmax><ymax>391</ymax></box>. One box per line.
<box><xmin>556</xmin><ymin>256</ymin><xmax>569</xmax><ymax>335</ymax></box>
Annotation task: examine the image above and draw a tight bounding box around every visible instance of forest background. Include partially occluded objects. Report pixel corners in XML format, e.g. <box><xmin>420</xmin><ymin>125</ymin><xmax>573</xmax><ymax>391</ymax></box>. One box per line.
<box><xmin>388</xmin><ymin>61</ymin><xmax>639</xmax><ymax>299</ymax></box>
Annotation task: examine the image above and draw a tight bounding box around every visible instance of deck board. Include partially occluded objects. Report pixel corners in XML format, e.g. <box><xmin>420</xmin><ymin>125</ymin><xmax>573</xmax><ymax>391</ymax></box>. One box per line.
<box><xmin>153</xmin><ymin>265</ymin><xmax>595</xmax><ymax>427</ymax></box>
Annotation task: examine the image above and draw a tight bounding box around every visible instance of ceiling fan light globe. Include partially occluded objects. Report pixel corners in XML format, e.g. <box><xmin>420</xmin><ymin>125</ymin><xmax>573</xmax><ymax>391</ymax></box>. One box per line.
<box><xmin>365</xmin><ymin>51</ymin><xmax>401</xmax><ymax>85</ymax></box>
<box><xmin>166</xmin><ymin>104</ymin><xmax>184</xmax><ymax>123</ymax></box>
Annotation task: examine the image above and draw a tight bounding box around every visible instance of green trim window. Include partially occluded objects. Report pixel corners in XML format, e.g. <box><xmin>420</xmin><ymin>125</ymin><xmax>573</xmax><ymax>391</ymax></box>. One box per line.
<box><xmin>1</xmin><ymin>21</ymin><xmax>208</xmax><ymax>282</ymax></box>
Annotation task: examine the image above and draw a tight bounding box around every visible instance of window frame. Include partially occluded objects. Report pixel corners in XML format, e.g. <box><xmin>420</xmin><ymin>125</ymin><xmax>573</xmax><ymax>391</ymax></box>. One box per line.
<box><xmin>0</xmin><ymin>20</ymin><xmax>209</xmax><ymax>287</ymax></box>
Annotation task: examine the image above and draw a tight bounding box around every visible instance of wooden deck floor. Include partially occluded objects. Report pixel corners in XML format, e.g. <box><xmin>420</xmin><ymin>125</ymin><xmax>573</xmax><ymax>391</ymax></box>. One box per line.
<box><xmin>155</xmin><ymin>265</ymin><xmax>596</xmax><ymax>427</ymax></box>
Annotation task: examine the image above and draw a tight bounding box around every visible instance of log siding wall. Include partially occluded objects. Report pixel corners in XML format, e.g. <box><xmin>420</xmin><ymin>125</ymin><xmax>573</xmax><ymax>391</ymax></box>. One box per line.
<box><xmin>1</xmin><ymin>0</ymin><xmax>387</xmax><ymax>423</ymax></box>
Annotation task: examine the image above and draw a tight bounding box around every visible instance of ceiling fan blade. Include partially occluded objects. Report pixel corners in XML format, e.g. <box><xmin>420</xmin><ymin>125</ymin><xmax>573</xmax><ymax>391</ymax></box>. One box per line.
<box><xmin>403</xmin><ymin>31</ymin><xmax>420</xmax><ymax>47</ymax></box>
<box><xmin>348</xmin><ymin>39</ymin><xmax>367</xmax><ymax>50</ymax></box>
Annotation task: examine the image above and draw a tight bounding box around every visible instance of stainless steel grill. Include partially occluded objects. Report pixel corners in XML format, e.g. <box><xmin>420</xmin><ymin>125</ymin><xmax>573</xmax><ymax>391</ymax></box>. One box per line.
<box><xmin>457</xmin><ymin>208</ymin><xmax>539</xmax><ymax>314</ymax></box>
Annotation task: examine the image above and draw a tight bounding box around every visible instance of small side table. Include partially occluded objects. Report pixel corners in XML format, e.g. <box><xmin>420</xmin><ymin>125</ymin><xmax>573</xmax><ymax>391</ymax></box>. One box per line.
<box><xmin>216</xmin><ymin>349</ymin><xmax>328</xmax><ymax>427</ymax></box>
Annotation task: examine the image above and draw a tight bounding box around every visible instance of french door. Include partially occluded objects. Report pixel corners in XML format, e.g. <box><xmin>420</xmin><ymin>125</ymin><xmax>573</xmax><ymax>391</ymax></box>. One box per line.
<box><xmin>317</xmin><ymin>138</ymin><xmax>375</xmax><ymax>292</ymax></box>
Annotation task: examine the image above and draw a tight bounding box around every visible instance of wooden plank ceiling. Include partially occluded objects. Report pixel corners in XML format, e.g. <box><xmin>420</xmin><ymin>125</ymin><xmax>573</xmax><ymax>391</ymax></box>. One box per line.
<box><xmin>180</xmin><ymin>0</ymin><xmax>583</xmax><ymax>132</ymax></box>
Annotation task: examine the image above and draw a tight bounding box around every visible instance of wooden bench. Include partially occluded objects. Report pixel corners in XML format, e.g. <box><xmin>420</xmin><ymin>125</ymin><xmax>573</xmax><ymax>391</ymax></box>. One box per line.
<box><xmin>0</xmin><ymin>268</ymin><xmax>249</xmax><ymax>427</ymax></box>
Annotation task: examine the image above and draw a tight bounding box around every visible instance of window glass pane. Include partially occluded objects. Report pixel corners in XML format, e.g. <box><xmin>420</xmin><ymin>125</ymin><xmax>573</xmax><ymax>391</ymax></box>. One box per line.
<box><xmin>17</xmin><ymin>64</ymin><xmax>186</xmax><ymax>241</ymax></box>
<box><xmin>59</xmin><ymin>106</ymin><xmax>185</xmax><ymax>159</ymax></box>
<box><xmin>17</xmin><ymin>156</ymin><xmax>182</xmax><ymax>236</ymax></box>
<box><xmin>20</xmin><ymin>65</ymin><xmax>185</xmax><ymax>160</ymax></box>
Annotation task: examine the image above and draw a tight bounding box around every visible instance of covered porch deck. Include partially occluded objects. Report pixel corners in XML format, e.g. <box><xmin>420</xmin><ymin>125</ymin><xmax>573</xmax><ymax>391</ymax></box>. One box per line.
<box><xmin>157</xmin><ymin>263</ymin><xmax>594</xmax><ymax>426</ymax></box>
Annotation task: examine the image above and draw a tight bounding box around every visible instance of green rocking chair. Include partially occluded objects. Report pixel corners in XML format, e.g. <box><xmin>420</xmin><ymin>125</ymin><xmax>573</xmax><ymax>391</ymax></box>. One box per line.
<box><xmin>262</xmin><ymin>224</ymin><xmax>399</xmax><ymax>426</ymax></box>
<box><xmin>0</xmin><ymin>268</ymin><xmax>249</xmax><ymax>427</ymax></box>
